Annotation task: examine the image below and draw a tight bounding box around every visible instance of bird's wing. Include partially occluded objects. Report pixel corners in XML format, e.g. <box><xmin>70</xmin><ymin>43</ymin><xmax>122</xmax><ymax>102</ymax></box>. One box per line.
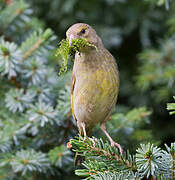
<box><xmin>71</xmin><ymin>73</ymin><xmax>77</xmax><ymax>122</ymax></box>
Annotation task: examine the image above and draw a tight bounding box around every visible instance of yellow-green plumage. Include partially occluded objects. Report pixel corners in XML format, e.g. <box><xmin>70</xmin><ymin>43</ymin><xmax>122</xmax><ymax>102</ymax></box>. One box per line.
<box><xmin>67</xmin><ymin>23</ymin><xmax>122</xmax><ymax>154</ymax></box>
<box><xmin>72</xmin><ymin>48</ymin><xmax>119</xmax><ymax>133</ymax></box>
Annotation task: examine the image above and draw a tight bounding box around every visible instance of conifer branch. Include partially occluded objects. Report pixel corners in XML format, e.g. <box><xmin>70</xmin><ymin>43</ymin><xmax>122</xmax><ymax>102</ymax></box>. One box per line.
<box><xmin>20</xmin><ymin>29</ymin><xmax>53</xmax><ymax>62</ymax></box>
<box><xmin>0</xmin><ymin>0</ymin><xmax>29</xmax><ymax>30</ymax></box>
<box><xmin>21</xmin><ymin>38</ymin><xmax>42</xmax><ymax>62</ymax></box>
<box><xmin>69</xmin><ymin>136</ymin><xmax>175</xmax><ymax>179</ymax></box>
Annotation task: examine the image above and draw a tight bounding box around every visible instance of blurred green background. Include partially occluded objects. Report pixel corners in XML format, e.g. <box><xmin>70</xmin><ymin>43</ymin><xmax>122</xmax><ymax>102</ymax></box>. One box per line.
<box><xmin>0</xmin><ymin>0</ymin><xmax>175</xmax><ymax>179</ymax></box>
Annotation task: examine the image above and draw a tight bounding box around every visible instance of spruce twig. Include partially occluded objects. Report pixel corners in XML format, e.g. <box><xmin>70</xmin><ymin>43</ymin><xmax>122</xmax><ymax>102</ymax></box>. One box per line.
<box><xmin>20</xmin><ymin>29</ymin><xmax>53</xmax><ymax>62</ymax></box>
<box><xmin>70</xmin><ymin>136</ymin><xmax>135</xmax><ymax>170</ymax></box>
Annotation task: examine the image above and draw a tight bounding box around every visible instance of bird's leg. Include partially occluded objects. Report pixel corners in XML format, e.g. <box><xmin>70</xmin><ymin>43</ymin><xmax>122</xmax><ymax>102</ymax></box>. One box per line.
<box><xmin>100</xmin><ymin>122</ymin><xmax>123</xmax><ymax>154</ymax></box>
<box><xmin>81</xmin><ymin>122</ymin><xmax>96</xmax><ymax>146</ymax></box>
<box><xmin>81</xmin><ymin>122</ymin><xmax>87</xmax><ymax>141</ymax></box>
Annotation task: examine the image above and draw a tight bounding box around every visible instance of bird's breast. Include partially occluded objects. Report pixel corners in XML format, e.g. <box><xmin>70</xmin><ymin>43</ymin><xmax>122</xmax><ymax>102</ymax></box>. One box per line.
<box><xmin>72</xmin><ymin>49</ymin><xmax>119</xmax><ymax>128</ymax></box>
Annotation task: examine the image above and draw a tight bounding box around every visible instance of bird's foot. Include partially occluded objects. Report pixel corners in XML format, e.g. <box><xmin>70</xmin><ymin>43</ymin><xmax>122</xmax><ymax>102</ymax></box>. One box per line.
<box><xmin>100</xmin><ymin>123</ymin><xmax>123</xmax><ymax>155</ymax></box>
<box><xmin>83</xmin><ymin>136</ymin><xmax>86</xmax><ymax>141</ymax></box>
<box><xmin>89</xmin><ymin>137</ymin><xmax>97</xmax><ymax>147</ymax></box>
<box><xmin>83</xmin><ymin>136</ymin><xmax>97</xmax><ymax>147</ymax></box>
<box><xmin>111</xmin><ymin>141</ymin><xmax>123</xmax><ymax>155</ymax></box>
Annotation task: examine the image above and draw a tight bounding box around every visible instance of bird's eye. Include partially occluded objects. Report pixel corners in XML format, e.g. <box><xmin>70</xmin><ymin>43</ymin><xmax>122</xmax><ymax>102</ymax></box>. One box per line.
<box><xmin>81</xmin><ymin>29</ymin><xmax>86</xmax><ymax>34</ymax></box>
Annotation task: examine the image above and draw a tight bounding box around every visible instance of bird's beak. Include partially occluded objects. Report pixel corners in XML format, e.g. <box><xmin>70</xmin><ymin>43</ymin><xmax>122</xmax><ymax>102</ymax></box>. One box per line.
<box><xmin>69</xmin><ymin>34</ymin><xmax>78</xmax><ymax>46</ymax></box>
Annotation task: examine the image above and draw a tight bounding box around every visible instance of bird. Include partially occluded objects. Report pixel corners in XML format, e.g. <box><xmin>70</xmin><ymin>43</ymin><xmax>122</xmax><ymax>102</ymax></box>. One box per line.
<box><xmin>66</xmin><ymin>23</ymin><xmax>123</xmax><ymax>154</ymax></box>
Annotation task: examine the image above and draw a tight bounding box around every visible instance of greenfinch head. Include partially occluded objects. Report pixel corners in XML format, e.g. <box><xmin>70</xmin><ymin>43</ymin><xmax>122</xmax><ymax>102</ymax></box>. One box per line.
<box><xmin>66</xmin><ymin>23</ymin><xmax>103</xmax><ymax>49</ymax></box>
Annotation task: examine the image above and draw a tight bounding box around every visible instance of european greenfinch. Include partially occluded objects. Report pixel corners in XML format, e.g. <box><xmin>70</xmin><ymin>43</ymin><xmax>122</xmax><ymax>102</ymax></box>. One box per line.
<box><xmin>66</xmin><ymin>23</ymin><xmax>122</xmax><ymax>154</ymax></box>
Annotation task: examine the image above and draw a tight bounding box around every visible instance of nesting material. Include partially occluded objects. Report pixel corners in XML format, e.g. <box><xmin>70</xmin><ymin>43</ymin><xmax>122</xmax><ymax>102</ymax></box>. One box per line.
<box><xmin>56</xmin><ymin>38</ymin><xmax>97</xmax><ymax>75</ymax></box>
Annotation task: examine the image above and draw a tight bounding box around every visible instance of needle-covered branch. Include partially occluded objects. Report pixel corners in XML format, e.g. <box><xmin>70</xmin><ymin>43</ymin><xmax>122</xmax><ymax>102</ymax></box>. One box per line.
<box><xmin>69</xmin><ymin>136</ymin><xmax>175</xmax><ymax>179</ymax></box>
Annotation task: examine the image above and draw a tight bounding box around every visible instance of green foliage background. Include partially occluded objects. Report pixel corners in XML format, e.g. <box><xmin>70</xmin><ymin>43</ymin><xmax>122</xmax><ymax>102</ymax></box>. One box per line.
<box><xmin>0</xmin><ymin>0</ymin><xmax>175</xmax><ymax>179</ymax></box>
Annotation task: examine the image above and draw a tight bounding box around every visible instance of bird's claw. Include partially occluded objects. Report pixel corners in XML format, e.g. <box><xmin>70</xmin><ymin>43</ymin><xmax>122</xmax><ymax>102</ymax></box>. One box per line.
<box><xmin>83</xmin><ymin>137</ymin><xmax>97</xmax><ymax>147</ymax></box>
<box><xmin>89</xmin><ymin>137</ymin><xmax>97</xmax><ymax>147</ymax></box>
<box><xmin>111</xmin><ymin>141</ymin><xmax>123</xmax><ymax>155</ymax></box>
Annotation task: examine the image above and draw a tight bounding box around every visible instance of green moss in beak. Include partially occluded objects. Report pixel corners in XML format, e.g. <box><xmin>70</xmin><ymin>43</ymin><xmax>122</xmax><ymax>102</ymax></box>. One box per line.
<box><xmin>56</xmin><ymin>38</ymin><xmax>98</xmax><ymax>75</ymax></box>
